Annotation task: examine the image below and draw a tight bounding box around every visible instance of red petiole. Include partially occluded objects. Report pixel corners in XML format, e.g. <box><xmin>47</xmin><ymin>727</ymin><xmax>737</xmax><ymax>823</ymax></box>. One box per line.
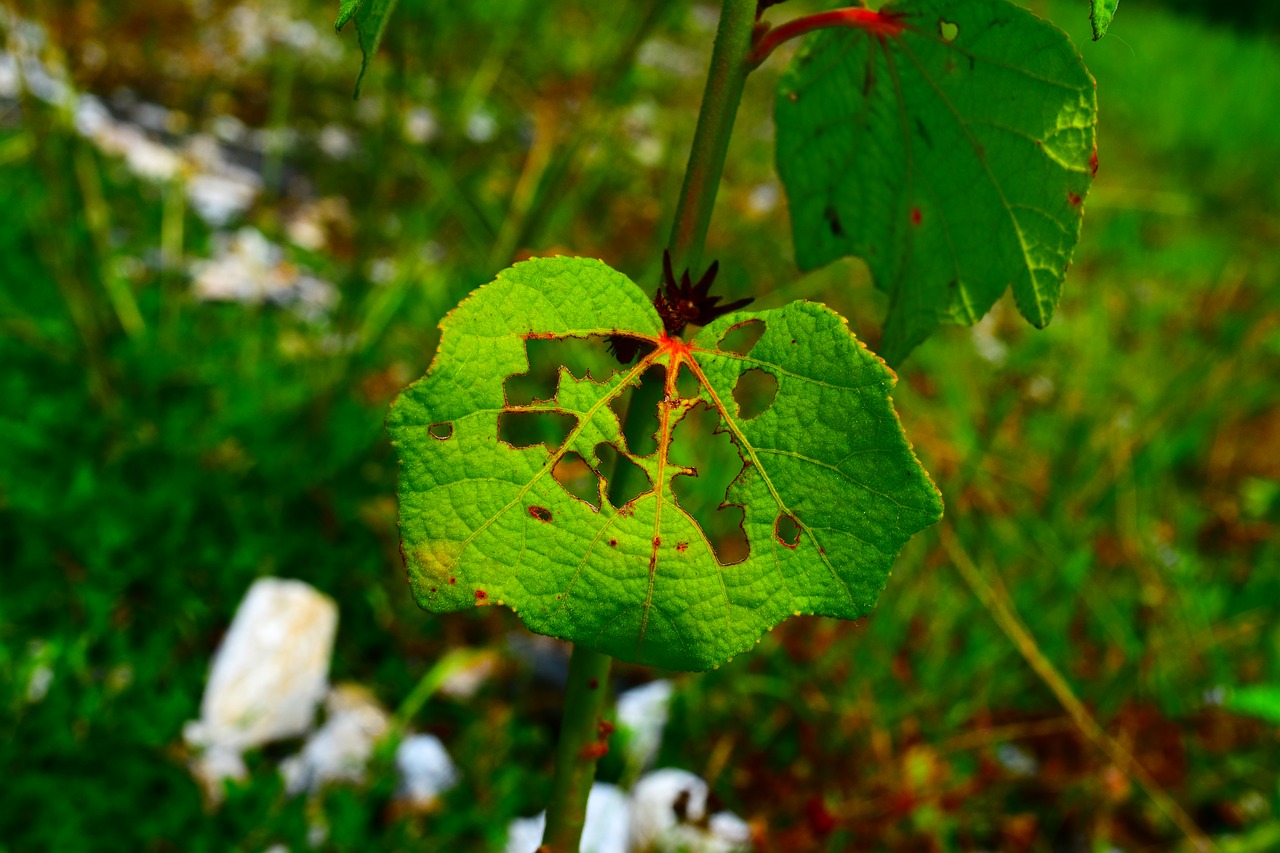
<box><xmin>748</xmin><ymin>7</ymin><xmax>907</xmax><ymax>67</ymax></box>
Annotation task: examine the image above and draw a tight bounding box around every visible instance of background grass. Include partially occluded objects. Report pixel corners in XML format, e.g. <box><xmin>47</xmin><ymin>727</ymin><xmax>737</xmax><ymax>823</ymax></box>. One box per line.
<box><xmin>1</xmin><ymin>0</ymin><xmax>1278</xmax><ymax>850</ymax></box>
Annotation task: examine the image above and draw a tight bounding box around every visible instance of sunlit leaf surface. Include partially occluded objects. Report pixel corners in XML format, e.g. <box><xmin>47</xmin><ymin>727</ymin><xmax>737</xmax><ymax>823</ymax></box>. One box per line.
<box><xmin>776</xmin><ymin>0</ymin><xmax>1097</xmax><ymax>363</ymax></box>
<box><xmin>389</xmin><ymin>257</ymin><xmax>942</xmax><ymax>670</ymax></box>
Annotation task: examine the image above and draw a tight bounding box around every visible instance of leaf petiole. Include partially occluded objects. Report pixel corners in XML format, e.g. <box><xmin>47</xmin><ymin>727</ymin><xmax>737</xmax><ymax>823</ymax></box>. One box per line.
<box><xmin>748</xmin><ymin>7</ymin><xmax>907</xmax><ymax>68</ymax></box>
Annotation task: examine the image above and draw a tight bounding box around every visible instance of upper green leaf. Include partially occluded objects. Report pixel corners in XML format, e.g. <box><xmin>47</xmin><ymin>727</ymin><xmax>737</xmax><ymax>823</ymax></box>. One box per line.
<box><xmin>388</xmin><ymin>256</ymin><xmax>942</xmax><ymax>671</ymax></box>
<box><xmin>775</xmin><ymin>0</ymin><xmax>1097</xmax><ymax>364</ymax></box>
<box><xmin>1090</xmin><ymin>0</ymin><xmax>1119</xmax><ymax>40</ymax></box>
<box><xmin>334</xmin><ymin>0</ymin><xmax>399</xmax><ymax>98</ymax></box>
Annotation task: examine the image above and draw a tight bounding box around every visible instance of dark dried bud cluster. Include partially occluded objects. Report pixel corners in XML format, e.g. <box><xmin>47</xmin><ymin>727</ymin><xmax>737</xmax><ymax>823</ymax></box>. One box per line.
<box><xmin>609</xmin><ymin>250</ymin><xmax>754</xmax><ymax>364</ymax></box>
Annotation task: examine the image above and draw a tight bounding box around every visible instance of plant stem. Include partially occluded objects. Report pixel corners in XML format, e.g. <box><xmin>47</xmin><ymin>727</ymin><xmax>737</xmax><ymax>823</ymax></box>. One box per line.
<box><xmin>667</xmin><ymin>0</ymin><xmax>759</xmax><ymax>275</ymax></box>
<box><xmin>540</xmin><ymin>4</ymin><xmax>757</xmax><ymax>849</ymax></box>
<box><xmin>539</xmin><ymin>644</ymin><xmax>614</xmax><ymax>852</ymax></box>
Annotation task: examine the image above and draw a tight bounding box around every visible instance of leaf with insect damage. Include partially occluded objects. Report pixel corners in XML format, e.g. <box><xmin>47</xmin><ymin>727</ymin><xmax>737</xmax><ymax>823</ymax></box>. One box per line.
<box><xmin>775</xmin><ymin>0</ymin><xmax>1097</xmax><ymax>364</ymax></box>
<box><xmin>335</xmin><ymin>0</ymin><xmax>399</xmax><ymax>98</ymax></box>
<box><xmin>388</xmin><ymin>256</ymin><xmax>942</xmax><ymax>671</ymax></box>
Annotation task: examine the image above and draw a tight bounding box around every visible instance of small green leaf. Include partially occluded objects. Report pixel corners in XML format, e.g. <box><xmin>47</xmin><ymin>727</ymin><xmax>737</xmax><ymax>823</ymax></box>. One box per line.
<box><xmin>1225</xmin><ymin>685</ymin><xmax>1280</xmax><ymax>725</ymax></box>
<box><xmin>389</xmin><ymin>257</ymin><xmax>943</xmax><ymax>671</ymax></box>
<box><xmin>776</xmin><ymin>0</ymin><xmax>1097</xmax><ymax>363</ymax></box>
<box><xmin>334</xmin><ymin>0</ymin><xmax>399</xmax><ymax>98</ymax></box>
<box><xmin>1091</xmin><ymin>0</ymin><xmax>1119</xmax><ymax>40</ymax></box>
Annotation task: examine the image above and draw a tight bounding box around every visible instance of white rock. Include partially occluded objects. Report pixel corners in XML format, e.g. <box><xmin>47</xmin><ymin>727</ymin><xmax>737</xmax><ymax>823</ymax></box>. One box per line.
<box><xmin>505</xmin><ymin>783</ymin><xmax>631</xmax><ymax>853</ymax></box>
<box><xmin>395</xmin><ymin>734</ymin><xmax>458</xmax><ymax>808</ymax></box>
<box><xmin>190</xmin><ymin>228</ymin><xmax>338</xmax><ymax>321</ymax></box>
<box><xmin>186</xmin><ymin>172</ymin><xmax>260</xmax><ymax>227</ymax></box>
<box><xmin>616</xmin><ymin>680</ymin><xmax>673</xmax><ymax>772</ymax></box>
<box><xmin>504</xmin><ymin>813</ymin><xmax>545</xmax><ymax>853</ymax></box>
<box><xmin>630</xmin><ymin>769</ymin><xmax>750</xmax><ymax>853</ymax></box>
<box><xmin>184</xmin><ymin>578</ymin><xmax>338</xmax><ymax>795</ymax></box>
<box><xmin>280</xmin><ymin>684</ymin><xmax>390</xmax><ymax>795</ymax></box>
<box><xmin>581</xmin><ymin>783</ymin><xmax>631</xmax><ymax>853</ymax></box>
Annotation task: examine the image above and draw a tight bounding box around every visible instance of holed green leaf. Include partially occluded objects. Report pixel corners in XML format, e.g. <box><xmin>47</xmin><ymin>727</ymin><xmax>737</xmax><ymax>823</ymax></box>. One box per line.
<box><xmin>776</xmin><ymin>0</ymin><xmax>1097</xmax><ymax>364</ymax></box>
<box><xmin>389</xmin><ymin>257</ymin><xmax>942</xmax><ymax>671</ymax></box>
<box><xmin>335</xmin><ymin>0</ymin><xmax>399</xmax><ymax>98</ymax></box>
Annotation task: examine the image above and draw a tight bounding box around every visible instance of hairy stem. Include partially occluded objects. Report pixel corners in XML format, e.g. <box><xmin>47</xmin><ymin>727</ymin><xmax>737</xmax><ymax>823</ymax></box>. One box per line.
<box><xmin>539</xmin><ymin>644</ymin><xmax>614</xmax><ymax>852</ymax></box>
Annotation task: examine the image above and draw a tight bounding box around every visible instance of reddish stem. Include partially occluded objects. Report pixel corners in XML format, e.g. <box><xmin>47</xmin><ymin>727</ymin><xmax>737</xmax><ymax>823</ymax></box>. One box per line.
<box><xmin>749</xmin><ymin>7</ymin><xmax>906</xmax><ymax>67</ymax></box>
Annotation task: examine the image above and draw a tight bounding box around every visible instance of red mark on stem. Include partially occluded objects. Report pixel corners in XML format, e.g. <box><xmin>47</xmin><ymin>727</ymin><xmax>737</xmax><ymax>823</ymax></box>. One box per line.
<box><xmin>579</xmin><ymin>742</ymin><xmax>609</xmax><ymax>760</ymax></box>
<box><xmin>588</xmin><ymin>678</ymin><xmax>599</xmax><ymax>689</ymax></box>
<box><xmin>910</xmin><ymin>207</ymin><xmax>923</xmax><ymax>226</ymax></box>
<box><xmin>751</xmin><ymin>9</ymin><xmax>907</xmax><ymax>66</ymax></box>
<box><xmin>529</xmin><ymin>505</ymin><xmax>553</xmax><ymax>523</ymax></box>
<box><xmin>1068</xmin><ymin>192</ymin><xmax>1082</xmax><ymax>207</ymax></box>
<box><xmin>598</xmin><ymin>720</ymin><xmax>616</xmax><ymax>738</ymax></box>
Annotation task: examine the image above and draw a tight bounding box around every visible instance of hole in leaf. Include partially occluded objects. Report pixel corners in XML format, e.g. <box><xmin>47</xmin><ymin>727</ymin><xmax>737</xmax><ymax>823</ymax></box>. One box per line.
<box><xmin>775</xmin><ymin>514</ymin><xmax>801</xmax><ymax>548</ymax></box>
<box><xmin>429</xmin><ymin>422</ymin><xmax>453</xmax><ymax>440</ymax></box>
<box><xmin>553</xmin><ymin>451</ymin><xmax>601</xmax><ymax>510</ymax></box>
<box><xmin>732</xmin><ymin>369</ymin><xmax>778</xmax><ymax>421</ymax></box>
<box><xmin>717</xmin><ymin>319</ymin><xmax>765</xmax><ymax>357</ymax></box>
<box><xmin>675</xmin><ymin>362</ymin><xmax>700</xmax><ymax>401</ymax></box>
<box><xmin>505</xmin><ymin>335</ymin><xmax>621</xmax><ymax>406</ymax></box>
<box><xmin>609</xmin><ymin>365</ymin><xmax>665</xmax><ymax>457</ymax></box>
<box><xmin>529</xmin><ymin>506</ymin><xmax>553</xmax><ymax>523</ymax></box>
<box><xmin>607</xmin><ymin>335</ymin><xmax>656</xmax><ymax>365</ymax></box>
<box><xmin>669</xmin><ymin>403</ymin><xmax>750</xmax><ymax>565</ymax></box>
<box><xmin>498</xmin><ymin>410</ymin><xmax>577</xmax><ymax>452</ymax></box>
<box><xmin>596</xmin><ymin>442</ymin><xmax>652</xmax><ymax>508</ymax></box>
<box><xmin>939</xmin><ymin>19</ymin><xmax>958</xmax><ymax>42</ymax></box>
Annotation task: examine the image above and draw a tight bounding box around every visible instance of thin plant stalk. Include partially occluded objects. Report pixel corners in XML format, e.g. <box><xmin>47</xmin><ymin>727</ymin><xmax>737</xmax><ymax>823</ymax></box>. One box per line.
<box><xmin>539</xmin><ymin>646</ymin><xmax>614</xmax><ymax>851</ymax></box>
<box><xmin>538</xmin><ymin>1</ymin><xmax>759</xmax><ymax>850</ymax></box>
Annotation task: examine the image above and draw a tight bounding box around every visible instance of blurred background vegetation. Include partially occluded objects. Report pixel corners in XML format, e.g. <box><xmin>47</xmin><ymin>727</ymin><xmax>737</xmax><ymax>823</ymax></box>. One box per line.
<box><xmin>1</xmin><ymin>0</ymin><xmax>1278</xmax><ymax>850</ymax></box>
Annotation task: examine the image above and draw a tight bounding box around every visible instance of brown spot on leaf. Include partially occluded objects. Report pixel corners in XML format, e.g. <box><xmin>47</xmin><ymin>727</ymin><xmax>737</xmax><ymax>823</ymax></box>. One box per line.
<box><xmin>608</xmin><ymin>539</ymin><xmax>618</xmax><ymax>547</ymax></box>
<box><xmin>529</xmin><ymin>506</ymin><xmax>553</xmax><ymax>523</ymax></box>
<box><xmin>1068</xmin><ymin>192</ymin><xmax>1083</xmax><ymax>206</ymax></box>
<box><xmin>474</xmin><ymin>589</ymin><xmax>488</xmax><ymax>603</ymax></box>
<box><xmin>1090</xmin><ymin>148</ymin><xmax>1099</xmax><ymax>177</ymax></box>
<box><xmin>676</xmin><ymin>541</ymin><xmax>689</xmax><ymax>553</ymax></box>
<box><xmin>910</xmin><ymin>207</ymin><xmax>922</xmax><ymax>226</ymax></box>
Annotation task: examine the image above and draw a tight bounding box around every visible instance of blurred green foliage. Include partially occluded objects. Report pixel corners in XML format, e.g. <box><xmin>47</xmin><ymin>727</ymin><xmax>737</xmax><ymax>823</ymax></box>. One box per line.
<box><xmin>1</xmin><ymin>0</ymin><xmax>1279</xmax><ymax>850</ymax></box>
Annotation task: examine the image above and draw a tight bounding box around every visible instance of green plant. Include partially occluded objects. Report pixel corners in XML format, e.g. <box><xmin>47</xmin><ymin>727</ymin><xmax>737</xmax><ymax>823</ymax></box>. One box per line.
<box><xmin>340</xmin><ymin>0</ymin><xmax>1099</xmax><ymax>847</ymax></box>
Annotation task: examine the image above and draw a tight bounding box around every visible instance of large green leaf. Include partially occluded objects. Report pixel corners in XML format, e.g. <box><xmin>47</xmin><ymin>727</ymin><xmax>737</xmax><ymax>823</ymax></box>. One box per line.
<box><xmin>388</xmin><ymin>257</ymin><xmax>942</xmax><ymax>670</ymax></box>
<box><xmin>335</xmin><ymin>0</ymin><xmax>399</xmax><ymax>98</ymax></box>
<box><xmin>775</xmin><ymin>0</ymin><xmax>1097</xmax><ymax>364</ymax></box>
